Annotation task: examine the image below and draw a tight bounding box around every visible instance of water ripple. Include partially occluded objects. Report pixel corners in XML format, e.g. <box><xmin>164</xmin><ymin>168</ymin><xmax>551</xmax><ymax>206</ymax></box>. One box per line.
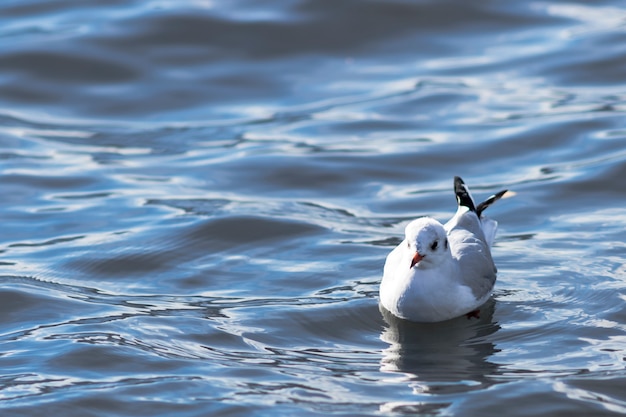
<box><xmin>2</xmin><ymin>0</ymin><xmax>626</xmax><ymax>415</ymax></box>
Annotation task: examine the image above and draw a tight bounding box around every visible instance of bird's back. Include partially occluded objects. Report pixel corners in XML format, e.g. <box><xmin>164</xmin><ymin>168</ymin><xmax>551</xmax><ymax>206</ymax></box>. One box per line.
<box><xmin>445</xmin><ymin>207</ymin><xmax>497</xmax><ymax>300</ymax></box>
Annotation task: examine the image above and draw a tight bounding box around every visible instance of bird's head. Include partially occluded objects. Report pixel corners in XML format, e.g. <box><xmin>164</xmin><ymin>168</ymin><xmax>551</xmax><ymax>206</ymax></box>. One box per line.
<box><xmin>404</xmin><ymin>217</ymin><xmax>449</xmax><ymax>269</ymax></box>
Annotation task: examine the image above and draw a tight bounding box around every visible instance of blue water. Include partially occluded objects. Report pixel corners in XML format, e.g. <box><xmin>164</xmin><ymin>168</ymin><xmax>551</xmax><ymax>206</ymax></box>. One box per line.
<box><xmin>1</xmin><ymin>1</ymin><xmax>626</xmax><ymax>415</ymax></box>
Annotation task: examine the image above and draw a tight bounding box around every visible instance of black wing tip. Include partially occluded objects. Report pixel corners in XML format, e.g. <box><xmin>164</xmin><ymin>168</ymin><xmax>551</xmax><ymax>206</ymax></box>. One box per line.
<box><xmin>453</xmin><ymin>176</ymin><xmax>465</xmax><ymax>190</ymax></box>
<box><xmin>476</xmin><ymin>189</ymin><xmax>509</xmax><ymax>217</ymax></box>
<box><xmin>454</xmin><ymin>176</ymin><xmax>508</xmax><ymax>216</ymax></box>
<box><xmin>454</xmin><ymin>176</ymin><xmax>476</xmax><ymax>212</ymax></box>
<box><xmin>494</xmin><ymin>189</ymin><xmax>509</xmax><ymax>199</ymax></box>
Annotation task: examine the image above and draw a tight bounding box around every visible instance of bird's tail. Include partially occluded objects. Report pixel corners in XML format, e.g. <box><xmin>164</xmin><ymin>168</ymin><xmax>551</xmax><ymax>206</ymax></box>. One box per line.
<box><xmin>454</xmin><ymin>176</ymin><xmax>508</xmax><ymax>217</ymax></box>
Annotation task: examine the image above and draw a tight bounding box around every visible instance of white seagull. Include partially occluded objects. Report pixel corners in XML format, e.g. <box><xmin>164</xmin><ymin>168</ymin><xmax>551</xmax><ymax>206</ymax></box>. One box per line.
<box><xmin>380</xmin><ymin>176</ymin><xmax>508</xmax><ymax>322</ymax></box>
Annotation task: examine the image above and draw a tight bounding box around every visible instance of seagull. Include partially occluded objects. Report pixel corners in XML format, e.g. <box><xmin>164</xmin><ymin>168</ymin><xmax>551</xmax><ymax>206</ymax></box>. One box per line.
<box><xmin>379</xmin><ymin>176</ymin><xmax>508</xmax><ymax>322</ymax></box>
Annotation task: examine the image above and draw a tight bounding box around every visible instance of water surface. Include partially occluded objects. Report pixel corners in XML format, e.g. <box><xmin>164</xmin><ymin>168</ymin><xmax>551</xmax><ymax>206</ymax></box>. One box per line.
<box><xmin>1</xmin><ymin>0</ymin><xmax>626</xmax><ymax>415</ymax></box>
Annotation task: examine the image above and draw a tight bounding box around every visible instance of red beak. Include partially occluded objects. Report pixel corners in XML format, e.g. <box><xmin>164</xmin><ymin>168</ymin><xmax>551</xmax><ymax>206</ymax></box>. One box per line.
<box><xmin>410</xmin><ymin>252</ymin><xmax>424</xmax><ymax>269</ymax></box>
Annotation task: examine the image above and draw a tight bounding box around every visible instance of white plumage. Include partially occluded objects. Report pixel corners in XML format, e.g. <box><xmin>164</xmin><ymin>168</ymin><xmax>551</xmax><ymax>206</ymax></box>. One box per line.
<box><xmin>380</xmin><ymin>177</ymin><xmax>508</xmax><ymax>322</ymax></box>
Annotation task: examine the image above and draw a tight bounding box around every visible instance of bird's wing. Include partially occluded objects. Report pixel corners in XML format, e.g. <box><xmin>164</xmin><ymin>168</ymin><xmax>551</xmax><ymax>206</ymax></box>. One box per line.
<box><xmin>446</xmin><ymin>179</ymin><xmax>497</xmax><ymax>300</ymax></box>
<box><xmin>447</xmin><ymin>218</ymin><xmax>497</xmax><ymax>300</ymax></box>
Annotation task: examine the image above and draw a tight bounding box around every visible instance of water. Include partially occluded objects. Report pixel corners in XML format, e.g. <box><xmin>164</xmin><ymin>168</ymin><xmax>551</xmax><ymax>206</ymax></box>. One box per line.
<box><xmin>1</xmin><ymin>0</ymin><xmax>626</xmax><ymax>415</ymax></box>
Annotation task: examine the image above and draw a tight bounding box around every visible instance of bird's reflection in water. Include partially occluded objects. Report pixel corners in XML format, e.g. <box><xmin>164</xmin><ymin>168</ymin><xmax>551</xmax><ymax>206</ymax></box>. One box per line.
<box><xmin>379</xmin><ymin>299</ymin><xmax>501</xmax><ymax>413</ymax></box>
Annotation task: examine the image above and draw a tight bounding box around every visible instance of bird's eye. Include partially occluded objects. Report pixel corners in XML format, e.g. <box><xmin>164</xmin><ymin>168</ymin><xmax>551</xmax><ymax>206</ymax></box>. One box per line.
<box><xmin>430</xmin><ymin>241</ymin><xmax>438</xmax><ymax>250</ymax></box>
<box><xmin>407</xmin><ymin>241</ymin><xmax>411</xmax><ymax>249</ymax></box>
<box><xmin>444</xmin><ymin>238</ymin><xmax>448</xmax><ymax>249</ymax></box>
